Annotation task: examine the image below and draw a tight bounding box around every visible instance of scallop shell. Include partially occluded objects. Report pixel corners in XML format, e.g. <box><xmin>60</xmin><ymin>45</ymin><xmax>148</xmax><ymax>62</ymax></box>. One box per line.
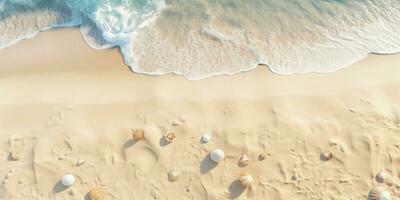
<box><xmin>321</xmin><ymin>151</ymin><xmax>333</xmax><ymax>161</ymax></box>
<box><xmin>61</xmin><ymin>174</ymin><xmax>75</xmax><ymax>187</ymax></box>
<box><xmin>210</xmin><ymin>149</ymin><xmax>225</xmax><ymax>163</ymax></box>
<box><xmin>201</xmin><ymin>134</ymin><xmax>210</xmax><ymax>143</ymax></box>
<box><xmin>9</xmin><ymin>151</ymin><xmax>20</xmax><ymax>161</ymax></box>
<box><xmin>164</xmin><ymin>132</ymin><xmax>176</xmax><ymax>143</ymax></box>
<box><xmin>368</xmin><ymin>186</ymin><xmax>391</xmax><ymax>200</ymax></box>
<box><xmin>239</xmin><ymin>173</ymin><xmax>254</xmax><ymax>187</ymax></box>
<box><xmin>132</xmin><ymin>129</ymin><xmax>145</xmax><ymax>141</ymax></box>
<box><xmin>88</xmin><ymin>188</ymin><xmax>103</xmax><ymax>200</ymax></box>
<box><xmin>239</xmin><ymin>154</ymin><xmax>249</xmax><ymax>167</ymax></box>
<box><xmin>258</xmin><ymin>153</ymin><xmax>267</xmax><ymax>161</ymax></box>
<box><xmin>168</xmin><ymin>169</ymin><xmax>181</xmax><ymax>182</ymax></box>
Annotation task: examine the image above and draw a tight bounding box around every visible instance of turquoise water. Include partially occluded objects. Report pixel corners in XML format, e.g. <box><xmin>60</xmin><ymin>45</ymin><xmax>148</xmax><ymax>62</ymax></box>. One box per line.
<box><xmin>1</xmin><ymin>0</ymin><xmax>400</xmax><ymax>79</ymax></box>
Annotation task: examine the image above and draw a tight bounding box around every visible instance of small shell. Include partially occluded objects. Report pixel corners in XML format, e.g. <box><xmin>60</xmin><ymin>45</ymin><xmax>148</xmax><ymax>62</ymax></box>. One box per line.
<box><xmin>321</xmin><ymin>151</ymin><xmax>333</xmax><ymax>161</ymax></box>
<box><xmin>376</xmin><ymin>170</ymin><xmax>393</xmax><ymax>185</ymax></box>
<box><xmin>9</xmin><ymin>151</ymin><xmax>20</xmax><ymax>161</ymax></box>
<box><xmin>88</xmin><ymin>188</ymin><xmax>103</xmax><ymax>200</ymax></box>
<box><xmin>239</xmin><ymin>173</ymin><xmax>254</xmax><ymax>187</ymax></box>
<box><xmin>239</xmin><ymin>154</ymin><xmax>249</xmax><ymax>167</ymax></box>
<box><xmin>132</xmin><ymin>129</ymin><xmax>145</xmax><ymax>141</ymax></box>
<box><xmin>76</xmin><ymin>158</ymin><xmax>85</xmax><ymax>166</ymax></box>
<box><xmin>164</xmin><ymin>132</ymin><xmax>176</xmax><ymax>143</ymax></box>
<box><xmin>368</xmin><ymin>186</ymin><xmax>391</xmax><ymax>200</ymax></box>
<box><xmin>210</xmin><ymin>149</ymin><xmax>225</xmax><ymax>163</ymax></box>
<box><xmin>61</xmin><ymin>174</ymin><xmax>75</xmax><ymax>187</ymax></box>
<box><xmin>201</xmin><ymin>134</ymin><xmax>210</xmax><ymax>143</ymax></box>
<box><xmin>168</xmin><ymin>169</ymin><xmax>181</xmax><ymax>182</ymax></box>
<box><xmin>258</xmin><ymin>153</ymin><xmax>267</xmax><ymax>161</ymax></box>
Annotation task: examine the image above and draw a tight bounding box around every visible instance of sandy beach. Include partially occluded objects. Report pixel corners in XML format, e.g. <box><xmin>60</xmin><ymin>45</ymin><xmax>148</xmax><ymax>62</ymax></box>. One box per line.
<box><xmin>1</xmin><ymin>28</ymin><xmax>400</xmax><ymax>199</ymax></box>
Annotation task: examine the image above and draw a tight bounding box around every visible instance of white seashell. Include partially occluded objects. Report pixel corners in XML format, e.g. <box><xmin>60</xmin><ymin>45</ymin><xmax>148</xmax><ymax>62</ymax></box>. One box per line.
<box><xmin>239</xmin><ymin>173</ymin><xmax>254</xmax><ymax>187</ymax></box>
<box><xmin>61</xmin><ymin>174</ymin><xmax>75</xmax><ymax>187</ymax></box>
<box><xmin>201</xmin><ymin>134</ymin><xmax>210</xmax><ymax>143</ymax></box>
<box><xmin>368</xmin><ymin>186</ymin><xmax>391</xmax><ymax>200</ymax></box>
<box><xmin>76</xmin><ymin>158</ymin><xmax>85</xmax><ymax>166</ymax></box>
<box><xmin>239</xmin><ymin>154</ymin><xmax>249</xmax><ymax>167</ymax></box>
<box><xmin>168</xmin><ymin>169</ymin><xmax>181</xmax><ymax>182</ymax></box>
<box><xmin>210</xmin><ymin>149</ymin><xmax>225</xmax><ymax>163</ymax></box>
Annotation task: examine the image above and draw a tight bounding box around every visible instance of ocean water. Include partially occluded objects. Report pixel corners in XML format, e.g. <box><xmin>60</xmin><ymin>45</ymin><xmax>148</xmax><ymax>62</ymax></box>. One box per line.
<box><xmin>1</xmin><ymin>0</ymin><xmax>400</xmax><ymax>79</ymax></box>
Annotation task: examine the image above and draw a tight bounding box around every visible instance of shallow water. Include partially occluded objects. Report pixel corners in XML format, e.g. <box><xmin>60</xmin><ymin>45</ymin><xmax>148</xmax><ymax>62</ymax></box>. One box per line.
<box><xmin>1</xmin><ymin>0</ymin><xmax>400</xmax><ymax>79</ymax></box>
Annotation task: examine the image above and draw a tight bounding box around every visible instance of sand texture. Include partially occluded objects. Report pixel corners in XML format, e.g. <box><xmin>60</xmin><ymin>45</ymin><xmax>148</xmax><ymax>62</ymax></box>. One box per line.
<box><xmin>1</xmin><ymin>28</ymin><xmax>400</xmax><ymax>199</ymax></box>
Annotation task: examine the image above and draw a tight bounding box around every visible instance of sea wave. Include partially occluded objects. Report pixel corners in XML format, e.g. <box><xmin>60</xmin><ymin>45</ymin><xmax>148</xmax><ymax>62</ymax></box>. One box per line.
<box><xmin>1</xmin><ymin>0</ymin><xmax>400</xmax><ymax>80</ymax></box>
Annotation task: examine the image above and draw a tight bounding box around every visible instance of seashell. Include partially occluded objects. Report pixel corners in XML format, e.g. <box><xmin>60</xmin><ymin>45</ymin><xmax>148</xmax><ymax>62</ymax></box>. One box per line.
<box><xmin>321</xmin><ymin>151</ymin><xmax>333</xmax><ymax>161</ymax></box>
<box><xmin>238</xmin><ymin>154</ymin><xmax>249</xmax><ymax>167</ymax></box>
<box><xmin>375</xmin><ymin>170</ymin><xmax>392</xmax><ymax>184</ymax></box>
<box><xmin>164</xmin><ymin>132</ymin><xmax>176</xmax><ymax>143</ymax></box>
<box><xmin>201</xmin><ymin>134</ymin><xmax>210</xmax><ymax>143</ymax></box>
<box><xmin>88</xmin><ymin>188</ymin><xmax>103</xmax><ymax>200</ymax></box>
<box><xmin>9</xmin><ymin>151</ymin><xmax>20</xmax><ymax>161</ymax></box>
<box><xmin>258</xmin><ymin>153</ymin><xmax>267</xmax><ymax>161</ymax></box>
<box><xmin>61</xmin><ymin>174</ymin><xmax>75</xmax><ymax>187</ymax></box>
<box><xmin>76</xmin><ymin>158</ymin><xmax>85</xmax><ymax>166</ymax></box>
<box><xmin>368</xmin><ymin>186</ymin><xmax>391</xmax><ymax>200</ymax></box>
<box><xmin>168</xmin><ymin>169</ymin><xmax>181</xmax><ymax>182</ymax></box>
<box><xmin>132</xmin><ymin>129</ymin><xmax>144</xmax><ymax>141</ymax></box>
<box><xmin>210</xmin><ymin>149</ymin><xmax>225</xmax><ymax>163</ymax></box>
<box><xmin>239</xmin><ymin>173</ymin><xmax>254</xmax><ymax>187</ymax></box>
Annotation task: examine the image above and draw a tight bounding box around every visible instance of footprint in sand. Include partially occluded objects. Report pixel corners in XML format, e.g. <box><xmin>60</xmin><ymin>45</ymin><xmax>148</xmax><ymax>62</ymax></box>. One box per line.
<box><xmin>125</xmin><ymin>147</ymin><xmax>158</xmax><ymax>174</ymax></box>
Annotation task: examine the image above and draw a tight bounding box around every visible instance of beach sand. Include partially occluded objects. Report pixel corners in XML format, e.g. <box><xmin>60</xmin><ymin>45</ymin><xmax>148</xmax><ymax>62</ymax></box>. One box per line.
<box><xmin>1</xmin><ymin>28</ymin><xmax>400</xmax><ymax>199</ymax></box>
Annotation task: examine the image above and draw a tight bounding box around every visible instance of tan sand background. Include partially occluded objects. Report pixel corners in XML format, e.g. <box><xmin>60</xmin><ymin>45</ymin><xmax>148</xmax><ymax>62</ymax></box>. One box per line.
<box><xmin>0</xmin><ymin>28</ymin><xmax>400</xmax><ymax>199</ymax></box>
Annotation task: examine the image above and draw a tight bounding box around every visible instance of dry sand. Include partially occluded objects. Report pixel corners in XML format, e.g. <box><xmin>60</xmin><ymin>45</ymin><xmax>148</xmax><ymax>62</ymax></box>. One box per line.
<box><xmin>1</xmin><ymin>28</ymin><xmax>400</xmax><ymax>199</ymax></box>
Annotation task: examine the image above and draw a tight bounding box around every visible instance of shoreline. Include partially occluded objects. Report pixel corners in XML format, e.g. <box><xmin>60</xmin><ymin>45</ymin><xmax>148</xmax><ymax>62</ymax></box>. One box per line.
<box><xmin>1</xmin><ymin>28</ymin><xmax>400</xmax><ymax>103</ymax></box>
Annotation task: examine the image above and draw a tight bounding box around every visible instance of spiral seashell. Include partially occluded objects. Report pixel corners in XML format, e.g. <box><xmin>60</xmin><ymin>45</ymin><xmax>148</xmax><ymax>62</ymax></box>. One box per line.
<box><xmin>210</xmin><ymin>149</ymin><xmax>225</xmax><ymax>163</ymax></box>
<box><xmin>321</xmin><ymin>151</ymin><xmax>333</xmax><ymax>161</ymax></box>
<box><xmin>368</xmin><ymin>186</ymin><xmax>391</xmax><ymax>200</ymax></box>
<box><xmin>9</xmin><ymin>151</ymin><xmax>20</xmax><ymax>161</ymax></box>
<box><xmin>164</xmin><ymin>132</ymin><xmax>176</xmax><ymax>143</ymax></box>
<box><xmin>375</xmin><ymin>170</ymin><xmax>392</xmax><ymax>184</ymax></box>
<box><xmin>88</xmin><ymin>188</ymin><xmax>103</xmax><ymax>200</ymax></box>
<box><xmin>258</xmin><ymin>153</ymin><xmax>267</xmax><ymax>161</ymax></box>
<box><xmin>168</xmin><ymin>169</ymin><xmax>181</xmax><ymax>182</ymax></box>
<box><xmin>132</xmin><ymin>129</ymin><xmax>144</xmax><ymax>141</ymax></box>
<box><xmin>239</xmin><ymin>154</ymin><xmax>249</xmax><ymax>167</ymax></box>
<box><xmin>239</xmin><ymin>173</ymin><xmax>254</xmax><ymax>187</ymax></box>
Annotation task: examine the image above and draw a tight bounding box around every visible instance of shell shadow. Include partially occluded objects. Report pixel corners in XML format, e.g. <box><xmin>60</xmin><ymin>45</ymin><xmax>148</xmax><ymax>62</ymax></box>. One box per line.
<box><xmin>159</xmin><ymin>136</ymin><xmax>170</xmax><ymax>147</ymax></box>
<box><xmin>228</xmin><ymin>180</ymin><xmax>245</xmax><ymax>199</ymax></box>
<box><xmin>84</xmin><ymin>193</ymin><xmax>90</xmax><ymax>200</ymax></box>
<box><xmin>52</xmin><ymin>180</ymin><xmax>68</xmax><ymax>193</ymax></box>
<box><xmin>123</xmin><ymin>139</ymin><xmax>137</xmax><ymax>149</ymax></box>
<box><xmin>200</xmin><ymin>154</ymin><xmax>217</xmax><ymax>174</ymax></box>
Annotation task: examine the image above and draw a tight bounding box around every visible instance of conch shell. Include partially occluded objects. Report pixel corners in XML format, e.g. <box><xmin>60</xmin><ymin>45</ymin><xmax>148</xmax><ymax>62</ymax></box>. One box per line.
<box><xmin>164</xmin><ymin>132</ymin><xmax>176</xmax><ymax>143</ymax></box>
<box><xmin>88</xmin><ymin>188</ymin><xmax>104</xmax><ymax>200</ymax></box>
<box><xmin>239</xmin><ymin>154</ymin><xmax>249</xmax><ymax>167</ymax></box>
<box><xmin>132</xmin><ymin>129</ymin><xmax>144</xmax><ymax>141</ymax></box>
<box><xmin>168</xmin><ymin>169</ymin><xmax>181</xmax><ymax>182</ymax></box>
<box><xmin>239</xmin><ymin>173</ymin><xmax>254</xmax><ymax>187</ymax></box>
<box><xmin>368</xmin><ymin>186</ymin><xmax>391</xmax><ymax>200</ymax></box>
